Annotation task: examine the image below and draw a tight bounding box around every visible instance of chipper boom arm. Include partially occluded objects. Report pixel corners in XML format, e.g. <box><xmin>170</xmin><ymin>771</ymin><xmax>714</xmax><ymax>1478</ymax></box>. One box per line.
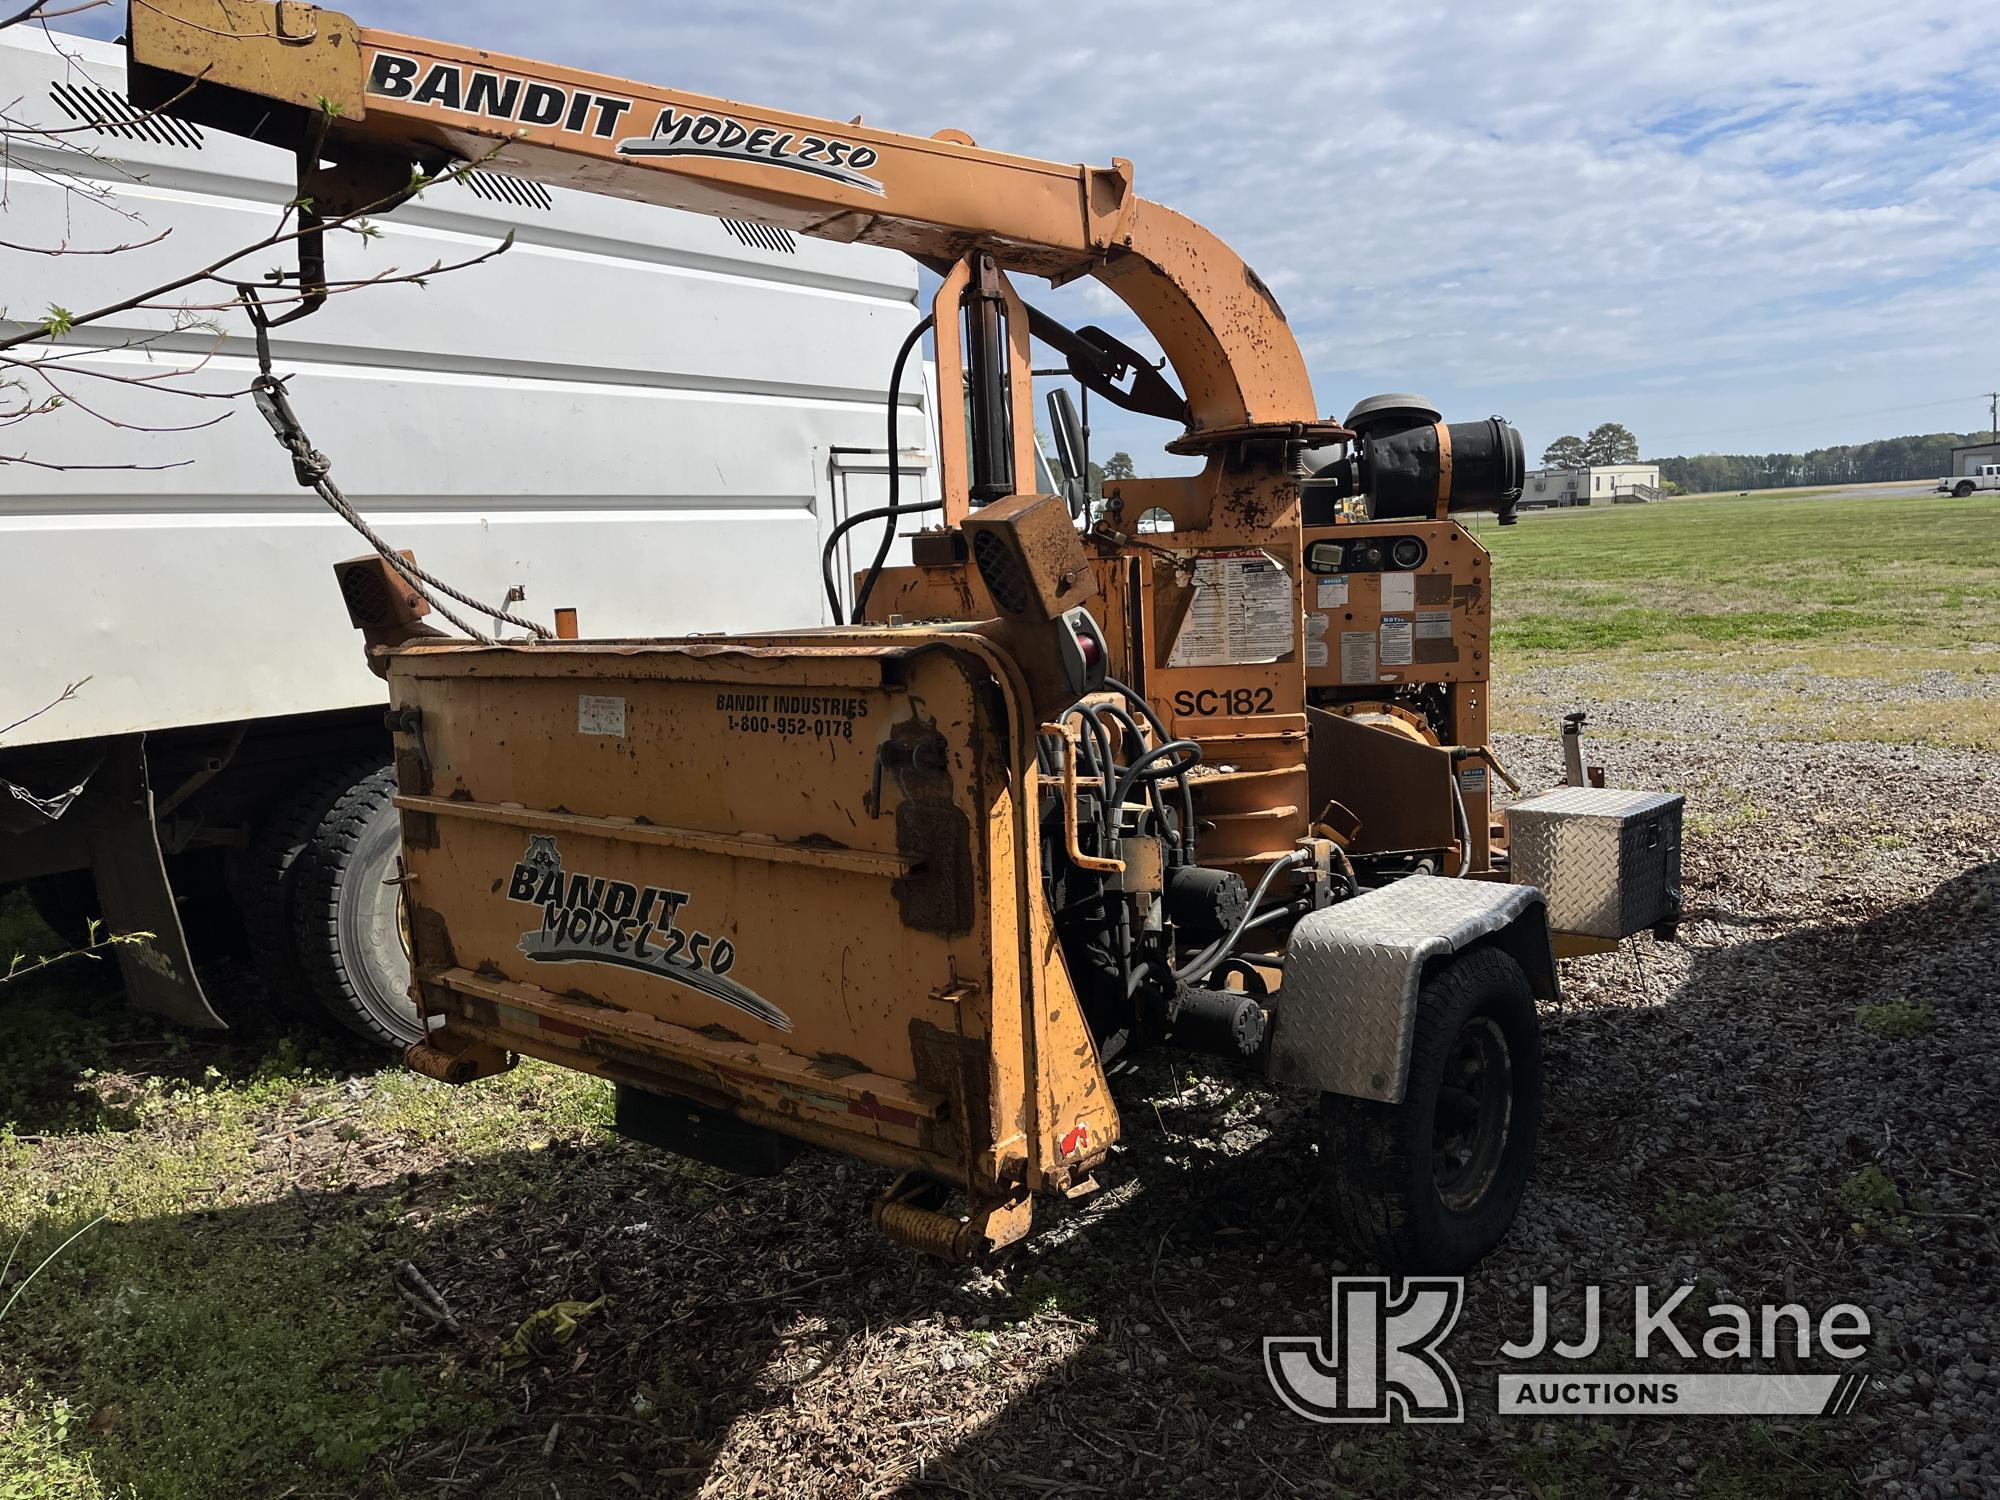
<box><xmin>129</xmin><ymin>2</ymin><xmax>1683</xmax><ymax>1271</ymax></box>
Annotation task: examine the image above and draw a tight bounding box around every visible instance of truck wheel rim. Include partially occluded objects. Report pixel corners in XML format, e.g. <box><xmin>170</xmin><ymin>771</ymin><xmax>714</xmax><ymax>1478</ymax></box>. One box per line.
<box><xmin>1434</xmin><ymin>1015</ymin><xmax>1513</xmax><ymax>1211</ymax></box>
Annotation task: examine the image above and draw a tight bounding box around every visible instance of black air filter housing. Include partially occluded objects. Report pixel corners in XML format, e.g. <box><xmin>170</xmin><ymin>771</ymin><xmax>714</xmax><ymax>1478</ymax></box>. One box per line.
<box><xmin>1309</xmin><ymin>395</ymin><xmax>1526</xmax><ymax>524</ymax></box>
<box><xmin>1366</xmin><ymin>417</ymin><xmax>1525</xmax><ymax>522</ymax></box>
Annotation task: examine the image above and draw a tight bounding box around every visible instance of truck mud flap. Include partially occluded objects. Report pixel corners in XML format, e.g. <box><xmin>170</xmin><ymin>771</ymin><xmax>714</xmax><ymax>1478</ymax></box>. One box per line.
<box><xmin>79</xmin><ymin>736</ymin><xmax>226</xmax><ymax>1030</ymax></box>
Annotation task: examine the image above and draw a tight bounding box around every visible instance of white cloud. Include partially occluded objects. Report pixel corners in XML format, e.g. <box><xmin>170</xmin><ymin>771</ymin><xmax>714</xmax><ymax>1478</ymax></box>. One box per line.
<box><xmin>60</xmin><ymin>0</ymin><xmax>2000</xmax><ymax>460</ymax></box>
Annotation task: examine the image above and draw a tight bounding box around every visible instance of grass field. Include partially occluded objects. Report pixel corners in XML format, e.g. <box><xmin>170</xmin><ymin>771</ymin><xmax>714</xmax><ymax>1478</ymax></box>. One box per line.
<box><xmin>1477</xmin><ymin>489</ymin><xmax>2000</xmax><ymax>749</ymax></box>
<box><xmin>2</xmin><ymin>486</ymin><xmax>1996</xmax><ymax>1497</ymax></box>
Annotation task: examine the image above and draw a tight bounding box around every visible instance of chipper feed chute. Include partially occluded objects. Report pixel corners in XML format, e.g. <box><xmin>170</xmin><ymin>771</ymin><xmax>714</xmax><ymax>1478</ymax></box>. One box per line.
<box><xmin>390</xmin><ymin>631</ymin><xmax>1116</xmax><ymax>1257</ymax></box>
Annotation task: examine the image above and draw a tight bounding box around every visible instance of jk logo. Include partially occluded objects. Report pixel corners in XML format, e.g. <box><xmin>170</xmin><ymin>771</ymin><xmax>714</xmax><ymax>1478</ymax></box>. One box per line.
<box><xmin>1264</xmin><ymin>1277</ymin><xmax>1465</xmax><ymax>1423</ymax></box>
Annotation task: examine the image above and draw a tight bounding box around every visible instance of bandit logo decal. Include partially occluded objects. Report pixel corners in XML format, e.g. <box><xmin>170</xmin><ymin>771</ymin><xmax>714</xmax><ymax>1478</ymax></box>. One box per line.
<box><xmin>504</xmin><ymin>838</ymin><xmax>792</xmax><ymax>1033</ymax></box>
<box><xmin>368</xmin><ymin>51</ymin><xmax>635</xmax><ymax>139</ymax></box>
<box><xmin>366</xmin><ymin>49</ymin><xmax>886</xmax><ymax>195</ymax></box>
<box><xmin>615</xmin><ymin>107</ymin><xmax>884</xmax><ymax>195</ymax></box>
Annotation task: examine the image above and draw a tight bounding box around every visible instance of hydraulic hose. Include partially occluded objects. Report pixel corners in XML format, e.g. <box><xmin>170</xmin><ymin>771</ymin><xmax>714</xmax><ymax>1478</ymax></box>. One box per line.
<box><xmin>820</xmin><ymin>313</ymin><xmax>937</xmax><ymax>625</ymax></box>
<box><xmin>1102</xmin><ymin>677</ymin><xmax>1195</xmax><ymax>854</ymax></box>
<box><xmin>1171</xmin><ymin>848</ymin><xmax>1311</xmax><ymax>986</ymax></box>
<box><xmin>1082</xmin><ymin>699</ymin><xmax>1182</xmax><ymax>851</ymax></box>
<box><xmin>821</xmin><ymin>496</ymin><xmax>944</xmax><ymax>626</ymax></box>
<box><xmin>1448</xmin><ymin>763</ymin><xmax>1472</xmax><ymax>877</ymax></box>
<box><xmin>1111</xmin><ymin>739</ymin><xmax>1202</xmax><ymax>814</ymax></box>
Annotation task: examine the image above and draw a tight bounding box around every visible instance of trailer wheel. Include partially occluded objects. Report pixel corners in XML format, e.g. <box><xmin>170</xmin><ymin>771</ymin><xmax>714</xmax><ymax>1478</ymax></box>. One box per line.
<box><xmin>1319</xmin><ymin>945</ymin><xmax>1541</xmax><ymax>1273</ymax></box>
<box><xmin>229</xmin><ymin>759</ymin><xmax>385</xmax><ymax>1016</ymax></box>
<box><xmin>291</xmin><ymin>765</ymin><xmax>425</xmax><ymax>1047</ymax></box>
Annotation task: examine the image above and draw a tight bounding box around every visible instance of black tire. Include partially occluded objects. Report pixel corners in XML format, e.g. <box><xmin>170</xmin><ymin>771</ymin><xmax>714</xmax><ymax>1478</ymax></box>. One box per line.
<box><xmin>1954</xmin><ymin>481</ymin><xmax>1975</xmax><ymax>498</ymax></box>
<box><xmin>290</xmin><ymin>765</ymin><xmax>425</xmax><ymax>1047</ymax></box>
<box><xmin>1320</xmin><ymin>945</ymin><xmax>1542</xmax><ymax>1273</ymax></box>
<box><xmin>227</xmin><ymin>758</ymin><xmax>385</xmax><ymax>1018</ymax></box>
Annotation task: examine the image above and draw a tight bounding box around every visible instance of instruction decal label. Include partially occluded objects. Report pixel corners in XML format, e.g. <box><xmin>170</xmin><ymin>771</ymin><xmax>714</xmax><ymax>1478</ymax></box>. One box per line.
<box><xmin>504</xmin><ymin>837</ymin><xmax>792</xmax><ymax>1032</ymax></box>
<box><xmin>577</xmin><ymin>694</ymin><xmax>626</xmax><ymax>736</ymax></box>
<box><xmin>1379</xmin><ymin>616</ymin><xmax>1415</xmax><ymax>667</ymax></box>
<box><xmin>1167</xmin><ymin>550</ymin><xmax>1296</xmax><ymax>668</ymax></box>
<box><xmin>1339</xmin><ymin>630</ymin><xmax>1377</xmax><ymax>684</ymax></box>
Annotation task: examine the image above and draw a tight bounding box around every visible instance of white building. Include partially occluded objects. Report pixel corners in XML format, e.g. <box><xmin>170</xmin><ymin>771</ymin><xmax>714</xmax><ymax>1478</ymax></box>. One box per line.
<box><xmin>1521</xmin><ymin>463</ymin><xmax>1661</xmax><ymax>507</ymax></box>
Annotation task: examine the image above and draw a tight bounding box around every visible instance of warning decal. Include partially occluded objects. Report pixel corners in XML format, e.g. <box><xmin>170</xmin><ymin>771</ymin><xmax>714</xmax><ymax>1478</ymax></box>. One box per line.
<box><xmin>1166</xmin><ymin>550</ymin><xmax>1296</xmax><ymax>668</ymax></box>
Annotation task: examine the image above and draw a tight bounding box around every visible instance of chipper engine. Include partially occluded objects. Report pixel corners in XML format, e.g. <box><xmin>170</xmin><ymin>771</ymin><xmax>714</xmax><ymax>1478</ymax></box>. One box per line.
<box><xmin>129</xmin><ymin>0</ymin><xmax>1684</xmax><ymax>1271</ymax></box>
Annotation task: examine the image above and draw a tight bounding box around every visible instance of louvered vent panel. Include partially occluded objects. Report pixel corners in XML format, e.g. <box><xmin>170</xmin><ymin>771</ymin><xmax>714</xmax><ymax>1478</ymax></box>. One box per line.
<box><xmin>459</xmin><ymin>170</ymin><xmax>555</xmax><ymax>211</ymax></box>
<box><xmin>47</xmin><ymin>81</ymin><xmax>204</xmax><ymax>148</ymax></box>
<box><xmin>719</xmin><ymin>218</ymin><xmax>798</xmax><ymax>254</ymax></box>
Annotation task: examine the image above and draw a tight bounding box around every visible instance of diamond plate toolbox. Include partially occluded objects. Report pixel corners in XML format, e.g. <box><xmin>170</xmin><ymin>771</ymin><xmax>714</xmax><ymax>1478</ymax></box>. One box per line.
<box><xmin>1505</xmin><ymin>787</ymin><xmax>1684</xmax><ymax>939</ymax></box>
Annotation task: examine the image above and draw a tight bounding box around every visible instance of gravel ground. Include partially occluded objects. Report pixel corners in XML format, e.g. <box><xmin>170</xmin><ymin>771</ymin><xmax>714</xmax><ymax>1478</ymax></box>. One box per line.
<box><xmin>1489</xmin><ymin>714</ymin><xmax>2000</xmax><ymax>1500</ymax></box>
<box><xmin>9</xmin><ymin>677</ymin><xmax>1997</xmax><ymax>1498</ymax></box>
<box><xmin>345</xmin><ymin>692</ymin><xmax>1997</xmax><ymax>1495</ymax></box>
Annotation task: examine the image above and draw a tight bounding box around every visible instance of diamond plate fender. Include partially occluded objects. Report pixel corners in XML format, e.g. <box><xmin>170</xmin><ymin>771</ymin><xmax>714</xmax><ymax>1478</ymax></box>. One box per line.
<box><xmin>1268</xmin><ymin>877</ymin><xmax>1555</xmax><ymax>1104</ymax></box>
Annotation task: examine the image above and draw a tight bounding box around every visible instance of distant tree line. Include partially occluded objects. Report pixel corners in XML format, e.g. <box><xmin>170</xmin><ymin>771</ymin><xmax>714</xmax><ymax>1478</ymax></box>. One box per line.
<box><xmin>1652</xmin><ymin>431</ymin><xmax>1986</xmax><ymax>493</ymax></box>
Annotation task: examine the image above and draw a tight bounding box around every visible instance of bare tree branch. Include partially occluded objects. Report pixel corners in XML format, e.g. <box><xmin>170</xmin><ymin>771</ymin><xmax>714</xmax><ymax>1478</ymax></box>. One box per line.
<box><xmin>114</xmin><ymin>233</ymin><xmax>517</xmax><ymax>316</ymax></box>
<box><xmin>1</xmin><ymin>99</ymin><xmax>511</xmax><ymax>478</ymax></box>
<box><xmin>0</xmin><ymin>147</ymin><xmax>512</xmax><ymax>357</ymax></box>
<box><xmin>13</xmin><ymin>360</ymin><xmax>232</xmax><ymax>432</ymax></box>
<box><xmin>0</xmin><ymin>674</ymin><xmax>89</xmax><ymax>738</ymax></box>
<box><xmin>0</xmin><ymin>451</ymin><xmax>193</xmax><ymax>471</ymax></box>
<box><xmin>0</xmin><ymin>227</ymin><xmax>172</xmax><ymax>255</ymax></box>
<box><xmin>0</xmin><ymin>1</ymin><xmax>54</xmax><ymax>29</ymax></box>
<box><xmin>0</xmin><ymin>0</ymin><xmax>107</xmax><ymax>31</ymax></box>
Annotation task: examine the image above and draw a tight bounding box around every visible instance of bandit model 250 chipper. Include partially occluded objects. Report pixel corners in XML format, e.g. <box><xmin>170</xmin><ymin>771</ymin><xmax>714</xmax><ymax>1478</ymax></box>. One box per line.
<box><xmin>127</xmin><ymin>0</ymin><xmax>1684</xmax><ymax>1271</ymax></box>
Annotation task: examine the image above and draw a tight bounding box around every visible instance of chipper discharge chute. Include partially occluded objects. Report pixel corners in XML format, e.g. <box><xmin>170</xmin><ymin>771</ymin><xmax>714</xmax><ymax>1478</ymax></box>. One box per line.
<box><xmin>129</xmin><ymin>0</ymin><xmax>1683</xmax><ymax>1272</ymax></box>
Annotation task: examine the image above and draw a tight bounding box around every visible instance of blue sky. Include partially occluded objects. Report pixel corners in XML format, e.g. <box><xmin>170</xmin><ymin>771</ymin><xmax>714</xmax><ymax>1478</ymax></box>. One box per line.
<box><xmin>65</xmin><ymin>1</ymin><xmax>2000</xmax><ymax>470</ymax></box>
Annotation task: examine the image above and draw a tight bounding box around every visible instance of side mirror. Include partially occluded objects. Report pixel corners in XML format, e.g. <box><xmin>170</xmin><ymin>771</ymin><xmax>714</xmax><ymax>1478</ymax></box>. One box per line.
<box><xmin>1045</xmin><ymin>388</ymin><xmax>1089</xmax><ymax>517</ymax></box>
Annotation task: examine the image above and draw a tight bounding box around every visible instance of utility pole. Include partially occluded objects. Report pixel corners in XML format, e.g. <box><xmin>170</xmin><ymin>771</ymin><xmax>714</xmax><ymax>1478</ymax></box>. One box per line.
<box><xmin>1988</xmin><ymin>391</ymin><xmax>1998</xmax><ymax>442</ymax></box>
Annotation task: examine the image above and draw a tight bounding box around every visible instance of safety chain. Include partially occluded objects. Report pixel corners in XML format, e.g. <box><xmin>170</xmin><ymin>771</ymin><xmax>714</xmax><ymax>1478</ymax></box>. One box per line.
<box><xmin>238</xmin><ymin>286</ymin><xmax>553</xmax><ymax>645</ymax></box>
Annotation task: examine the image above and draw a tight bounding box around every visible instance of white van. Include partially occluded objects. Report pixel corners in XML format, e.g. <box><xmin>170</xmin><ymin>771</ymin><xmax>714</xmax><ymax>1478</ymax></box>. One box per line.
<box><xmin>0</xmin><ymin>27</ymin><xmax>934</xmax><ymax>1041</ymax></box>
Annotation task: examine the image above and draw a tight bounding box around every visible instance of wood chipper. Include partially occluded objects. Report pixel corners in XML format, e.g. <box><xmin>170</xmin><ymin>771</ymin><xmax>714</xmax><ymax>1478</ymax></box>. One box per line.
<box><xmin>127</xmin><ymin>0</ymin><xmax>1684</xmax><ymax>1271</ymax></box>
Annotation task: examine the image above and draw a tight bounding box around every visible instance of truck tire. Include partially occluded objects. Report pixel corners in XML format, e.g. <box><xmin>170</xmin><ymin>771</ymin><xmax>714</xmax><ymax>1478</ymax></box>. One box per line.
<box><xmin>229</xmin><ymin>758</ymin><xmax>385</xmax><ymax>1017</ymax></box>
<box><xmin>290</xmin><ymin>765</ymin><xmax>426</xmax><ymax>1047</ymax></box>
<box><xmin>1319</xmin><ymin>945</ymin><xmax>1542</xmax><ymax>1273</ymax></box>
<box><xmin>1954</xmin><ymin>480</ymin><xmax>1976</xmax><ymax>497</ymax></box>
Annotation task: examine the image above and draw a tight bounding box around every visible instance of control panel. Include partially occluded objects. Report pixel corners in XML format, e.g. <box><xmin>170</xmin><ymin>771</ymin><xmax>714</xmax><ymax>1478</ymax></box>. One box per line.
<box><xmin>1302</xmin><ymin>519</ymin><xmax>1490</xmax><ymax>691</ymax></box>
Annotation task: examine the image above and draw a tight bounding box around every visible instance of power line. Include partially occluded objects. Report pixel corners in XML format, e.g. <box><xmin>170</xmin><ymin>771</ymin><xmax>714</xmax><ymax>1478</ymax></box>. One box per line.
<box><xmin>1648</xmin><ymin>393</ymin><xmax>1990</xmax><ymax>450</ymax></box>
